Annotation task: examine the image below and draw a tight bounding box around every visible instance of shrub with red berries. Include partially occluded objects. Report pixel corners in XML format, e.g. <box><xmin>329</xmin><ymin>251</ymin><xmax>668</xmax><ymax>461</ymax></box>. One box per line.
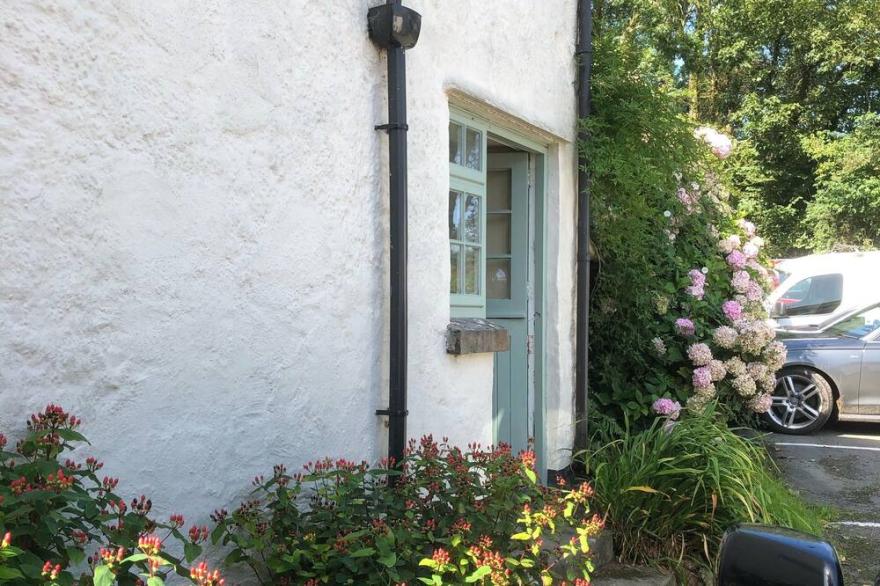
<box><xmin>0</xmin><ymin>405</ymin><xmax>223</xmax><ymax>586</ymax></box>
<box><xmin>213</xmin><ymin>436</ymin><xmax>600</xmax><ymax>584</ymax></box>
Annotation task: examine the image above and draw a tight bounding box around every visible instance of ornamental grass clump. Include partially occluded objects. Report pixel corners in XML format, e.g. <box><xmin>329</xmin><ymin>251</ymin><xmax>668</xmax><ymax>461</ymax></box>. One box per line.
<box><xmin>582</xmin><ymin>410</ymin><xmax>826</xmax><ymax>575</ymax></box>
<box><xmin>212</xmin><ymin>435</ymin><xmax>601</xmax><ymax>585</ymax></box>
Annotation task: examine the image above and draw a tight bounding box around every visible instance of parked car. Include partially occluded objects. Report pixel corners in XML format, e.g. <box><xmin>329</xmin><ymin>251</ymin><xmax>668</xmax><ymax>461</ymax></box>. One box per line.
<box><xmin>765</xmin><ymin>302</ymin><xmax>880</xmax><ymax>434</ymax></box>
<box><xmin>766</xmin><ymin>251</ymin><xmax>880</xmax><ymax>330</ymax></box>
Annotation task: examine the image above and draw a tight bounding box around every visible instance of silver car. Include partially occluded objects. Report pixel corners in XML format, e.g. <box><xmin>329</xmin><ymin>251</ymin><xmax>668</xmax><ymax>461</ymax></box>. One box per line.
<box><xmin>765</xmin><ymin>302</ymin><xmax>880</xmax><ymax>434</ymax></box>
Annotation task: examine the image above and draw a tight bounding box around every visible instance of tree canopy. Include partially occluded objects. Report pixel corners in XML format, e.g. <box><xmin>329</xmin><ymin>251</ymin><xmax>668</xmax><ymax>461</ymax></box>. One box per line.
<box><xmin>593</xmin><ymin>0</ymin><xmax>880</xmax><ymax>254</ymax></box>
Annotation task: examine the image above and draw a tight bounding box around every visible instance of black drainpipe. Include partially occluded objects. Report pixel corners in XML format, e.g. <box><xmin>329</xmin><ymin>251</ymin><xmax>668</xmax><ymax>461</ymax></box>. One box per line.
<box><xmin>574</xmin><ymin>0</ymin><xmax>593</xmax><ymax>452</ymax></box>
<box><xmin>368</xmin><ymin>0</ymin><xmax>421</xmax><ymax>467</ymax></box>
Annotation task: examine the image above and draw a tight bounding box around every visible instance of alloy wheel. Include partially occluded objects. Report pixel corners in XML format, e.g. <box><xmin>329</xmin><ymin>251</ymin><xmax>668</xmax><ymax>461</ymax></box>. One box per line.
<box><xmin>768</xmin><ymin>373</ymin><xmax>824</xmax><ymax>431</ymax></box>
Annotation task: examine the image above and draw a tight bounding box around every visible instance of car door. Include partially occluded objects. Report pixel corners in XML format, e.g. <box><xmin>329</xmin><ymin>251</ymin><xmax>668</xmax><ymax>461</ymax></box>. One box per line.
<box><xmin>859</xmin><ymin>325</ymin><xmax>880</xmax><ymax>415</ymax></box>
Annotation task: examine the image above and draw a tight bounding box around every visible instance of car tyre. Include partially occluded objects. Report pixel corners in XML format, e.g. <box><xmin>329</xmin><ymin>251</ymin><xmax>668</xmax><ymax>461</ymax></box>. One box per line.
<box><xmin>763</xmin><ymin>366</ymin><xmax>834</xmax><ymax>435</ymax></box>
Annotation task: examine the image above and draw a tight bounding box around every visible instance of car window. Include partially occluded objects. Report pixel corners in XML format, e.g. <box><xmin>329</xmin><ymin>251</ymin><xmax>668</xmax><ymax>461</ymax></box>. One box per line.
<box><xmin>771</xmin><ymin>273</ymin><xmax>843</xmax><ymax>317</ymax></box>
<box><xmin>827</xmin><ymin>305</ymin><xmax>880</xmax><ymax>338</ymax></box>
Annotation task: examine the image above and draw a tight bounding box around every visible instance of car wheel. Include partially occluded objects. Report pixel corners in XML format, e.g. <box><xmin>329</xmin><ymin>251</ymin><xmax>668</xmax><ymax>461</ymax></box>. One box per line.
<box><xmin>763</xmin><ymin>367</ymin><xmax>834</xmax><ymax>434</ymax></box>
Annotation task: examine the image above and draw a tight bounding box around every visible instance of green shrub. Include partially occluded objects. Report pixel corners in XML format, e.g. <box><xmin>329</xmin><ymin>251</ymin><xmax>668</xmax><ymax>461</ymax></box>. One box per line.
<box><xmin>580</xmin><ymin>409</ymin><xmax>826</xmax><ymax>574</ymax></box>
<box><xmin>585</xmin><ymin>38</ymin><xmax>782</xmax><ymax>425</ymax></box>
<box><xmin>212</xmin><ymin>436</ymin><xmax>601</xmax><ymax>585</ymax></box>
<box><xmin>0</xmin><ymin>404</ymin><xmax>225</xmax><ymax>585</ymax></box>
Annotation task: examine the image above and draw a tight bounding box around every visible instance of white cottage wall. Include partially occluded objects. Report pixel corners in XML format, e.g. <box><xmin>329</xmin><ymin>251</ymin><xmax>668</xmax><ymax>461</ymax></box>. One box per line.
<box><xmin>0</xmin><ymin>0</ymin><xmax>578</xmax><ymax>523</ymax></box>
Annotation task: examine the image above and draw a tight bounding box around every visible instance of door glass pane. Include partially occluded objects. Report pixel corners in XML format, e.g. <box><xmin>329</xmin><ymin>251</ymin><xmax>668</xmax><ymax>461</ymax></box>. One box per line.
<box><xmin>448</xmin><ymin>191</ymin><xmax>461</xmax><ymax>240</ymax></box>
<box><xmin>487</xmin><ymin>214</ymin><xmax>511</xmax><ymax>256</ymax></box>
<box><xmin>487</xmin><ymin>259</ymin><xmax>511</xmax><ymax>299</ymax></box>
<box><xmin>466</xmin><ymin>128</ymin><xmax>482</xmax><ymax>170</ymax></box>
<box><xmin>449</xmin><ymin>122</ymin><xmax>463</xmax><ymax>165</ymax></box>
<box><xmin>463</xmin><ymin>193</ymin><xmax>480</xmax><ymax>243</ymax></box>
<box><xmin>450</xmin><ymin>244</ymin><xmax>461</xmax><ymax>294</ymax></box>
<box><xmin>488</xmin><ymin>170</ymin><xmax>511</xmax><ymax>211</ymax></box>
<box><xmin>464</xmin><ymin>245</ymin><xmax>481</xmax><ymax>295</ymax></box>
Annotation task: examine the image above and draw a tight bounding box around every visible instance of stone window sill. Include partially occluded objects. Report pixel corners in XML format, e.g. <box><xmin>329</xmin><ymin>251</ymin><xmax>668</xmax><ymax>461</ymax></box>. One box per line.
<box><xmin>446</xmin><ymin>319</ymin><xmax>509</xmax><ymax>355</ymax></box>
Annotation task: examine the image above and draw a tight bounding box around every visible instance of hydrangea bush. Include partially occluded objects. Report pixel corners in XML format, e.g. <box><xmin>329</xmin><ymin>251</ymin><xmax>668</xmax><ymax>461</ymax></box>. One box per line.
<box><xmin>587</xmin><ymin>113</ymin><xmax>785</xmax><ymax>424</ymax></box>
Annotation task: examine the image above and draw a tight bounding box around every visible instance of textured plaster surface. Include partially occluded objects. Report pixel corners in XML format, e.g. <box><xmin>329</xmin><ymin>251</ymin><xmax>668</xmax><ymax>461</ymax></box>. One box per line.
<box><xmin>0</xmin><ymin>0</ymin><xmax>578</xmax><ymax>529</ymax></box>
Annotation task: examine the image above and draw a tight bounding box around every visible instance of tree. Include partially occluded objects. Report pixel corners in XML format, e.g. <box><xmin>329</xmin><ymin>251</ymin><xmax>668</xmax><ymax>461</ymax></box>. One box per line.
<box><xmin>591</xmin><ymin>0</ymin><xmax>880</xmax><ymax>254</ymax></box>
<box><xmin>802</xmin><ymin>113</ymin><xmax>880</xmax><ymax>250</ymax></box>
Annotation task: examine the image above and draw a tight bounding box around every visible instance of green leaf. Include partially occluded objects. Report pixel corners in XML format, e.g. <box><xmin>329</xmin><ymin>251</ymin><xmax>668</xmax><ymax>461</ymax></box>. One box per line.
<box><xmin>56</xmin><ymin>429</ymin><xmax>89</xmax><ymax>443</ymax></box>
<box><xmin>0</xmin><ymin>566</ymin><xmax>24</xmax><ymax>580</ymax></box>
<box><xmin>625</xmin><ymin>485</ymin><xmax>661</xmax><ymax>494</ymax></box>
<box><xmin>378</xmin><ymin>552</ymin><xmax>397</xmax><ymax>568</ymax></box>
<box><xmin>184</xmin><ymin>542</ymin><xmax>202</xmax><ymax>563</ymax></box>
<box><xmin>93</xmin><ymin>565</ymin><xmax>113</xmax><ymax>586</ymax></box>
<box><xmin>147</xmin><ymin>576</ymin><xmax>164</xmax><ymax>586</ymax></box>
<box><xmin>524</xmin><ymin>468</ymin><xmax>537</xmax><ymax>484</ymax></box>
<box><xmin>349</xmin><ymin>547</ymin><xmax>375</xmax><ymax>558</ymax></box>
<box><xmin>66</xmin><ymin>547</ymin><xmax>85</xmax><ymax>565</ymax></box>
<box><xmin>465</xmin><ymin>566</ymin><xmax>492</xmax><ymax>582</ymax></box>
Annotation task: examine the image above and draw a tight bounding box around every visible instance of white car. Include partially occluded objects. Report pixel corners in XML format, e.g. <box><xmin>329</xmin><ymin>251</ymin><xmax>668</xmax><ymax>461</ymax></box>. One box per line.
<box><xmin>767</xmin><ymin>251</ymin><xmax>880</xmax><ymax>330</ymax></box>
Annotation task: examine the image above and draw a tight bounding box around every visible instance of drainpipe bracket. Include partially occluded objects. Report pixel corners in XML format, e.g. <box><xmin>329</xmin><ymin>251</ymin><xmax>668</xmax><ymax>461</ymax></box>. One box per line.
<box><xmin>375</xmin><ymin>123</ymin><xmax>409</xmax><ymax>132</ymax></box>
<box><xmin>376</xmin><ymin>409</ymin><xmax>409</xmax><ymax>417</ymax></box>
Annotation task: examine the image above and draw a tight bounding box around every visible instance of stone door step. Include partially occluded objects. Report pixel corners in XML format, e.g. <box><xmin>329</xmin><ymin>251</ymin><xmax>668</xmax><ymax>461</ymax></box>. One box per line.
<box><xmin>591</xmin><ymin>563</ymin><xmax>675</xmax><ymax>586</ymax></box>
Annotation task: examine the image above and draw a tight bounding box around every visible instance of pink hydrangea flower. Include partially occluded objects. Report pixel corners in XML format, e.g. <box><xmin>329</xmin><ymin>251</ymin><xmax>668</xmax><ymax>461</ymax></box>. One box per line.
<box><xmin>713</xmin><ymin>325</ymin><xmax>738</xmax><ymax>349</ymax></box>
<box><xmin>738</xmin><ymin>219</ymin><xmax>757</xmax><ymax>237</ymax></box>
<box><xmin>652</xmin><ymin>398</ymin><xmax>682</xmax><ymax>420</ymax></box>
<box><xmin>686</xmin><ymin>269</ymin><xmax>706</xmax><ymax>299</ymax></box>
<box><xmin>675</xmin><ymin>318</ymin><xmax>696</xmax><ymax>336</ymax></box>
<box><xmin>687</xmin><ymin>343</ymin><xmax>713</xmax><ymax>366</ymax></box>
<box><xmin>743</xmin><ymin>242</ymin><xmax>759</xmax><ymax>258</ymax></box>
<box><xmin>746</xmin><ymin>281</ymin><xmax>763</xmax><ymax>302</ymax></box>
<box><xmin>692</xmin><ymin>366</ymin><xmax>713</xmax><ymax>390</ymax></box>
<box><xmin>750</xmin><ymin>393</ymin><xmax>772</xmax><ymax>414</ymax></box>
<box><xmin>718</xmin><ymin>234</ymin><xmax>742</xmax><ymax>254</ymax></box>
<box><xmin>688</xmin><ymin>269</ymin><xmax>706</xmax><ymax>287</ymax></box>
<box><xmin>732</xmin><ymin>270</ymin><xmax>751</xmax><ymax>293</ymax></box>
<box><xmin>722</xmin><ymin>300</ymin><xmax>743</xmax><ymax>322</ymax></box>
<box><xmin>726</xmin><ymin>250</ymin><xmax>747</xmax><ymax>270</ymax></box>
<box><xmin>695</xmin><ymin>127</ymin><xmax>733</xmax><ymax>160</ymax></box>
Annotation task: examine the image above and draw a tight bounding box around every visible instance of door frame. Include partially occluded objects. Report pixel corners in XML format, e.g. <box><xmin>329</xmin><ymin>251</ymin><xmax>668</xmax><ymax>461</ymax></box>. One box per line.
<box><xmin>485</xmin><ymin>129</ymin><xmax>548</xmax><ymax>482</ymax></box>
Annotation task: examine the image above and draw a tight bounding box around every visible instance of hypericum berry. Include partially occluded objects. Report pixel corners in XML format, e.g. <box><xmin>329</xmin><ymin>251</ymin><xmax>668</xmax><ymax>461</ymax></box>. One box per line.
<box><xmin>431</xmin><ymin>548</ymin><xmax>451</xmax><ymax>566</ymax></box>
<box><xmin>41</xmin><ymin>561</ymin><xmax>62</xmax><ymax>580</ymax></box>
<box><xmin>188</xmin><ymin>525</ymin><xmax>209</xmax><ymax>543</ymax></box>
<box><xmin>72</xmin><ymin>530</ymin><xmax>88</xmax><ymax>545</ymax></box>
<box><xmin>169</xmin><ymin>514</ymin><xmax>185</xmax><ymax>527</ymax></box>
<box><xmin>98</xmin><ymin>547</ymin><xmax>125</xmax><ymax>569</ymax></box>
<box><xmin>1</xmin><ymin>532</ymin><xmax>11</xmax><ymax>548</ymax></box>
<box><xmin>0</xmin><ymin>434</ymin><xmax>7</xmax><ymax>450</ymax></box>
<box><xmin>190</xmin><ymin>561</ymin><xmax>225</xmax><ymax>586</ymax></box>
<box><xmin>86</xmin><ymin>457</ymin><xmax>104</xmax><ymax>471</ymax></box>
<box><xmin>102</xmin><ymin>477</ymin><xmax>119</xmax><ymax>491</ymax></box>
<box><xmin>137</xmin><ymin>534</ymin><xmax>162</xmax><ymax>557</ymax></box>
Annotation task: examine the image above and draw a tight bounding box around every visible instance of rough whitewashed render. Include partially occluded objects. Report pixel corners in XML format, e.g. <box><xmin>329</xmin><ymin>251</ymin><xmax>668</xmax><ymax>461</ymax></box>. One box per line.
<box><xmin>0</xmin><ymin>0</ymin><xmax>578</xmax><ymax>522</ymax></box>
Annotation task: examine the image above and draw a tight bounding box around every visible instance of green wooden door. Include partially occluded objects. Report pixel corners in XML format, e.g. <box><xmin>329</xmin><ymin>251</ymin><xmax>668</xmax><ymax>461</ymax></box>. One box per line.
<box><xmin>486</xmin><ymin>153</ymin><xmax>532</xmax><ymax>454</ymax></box>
